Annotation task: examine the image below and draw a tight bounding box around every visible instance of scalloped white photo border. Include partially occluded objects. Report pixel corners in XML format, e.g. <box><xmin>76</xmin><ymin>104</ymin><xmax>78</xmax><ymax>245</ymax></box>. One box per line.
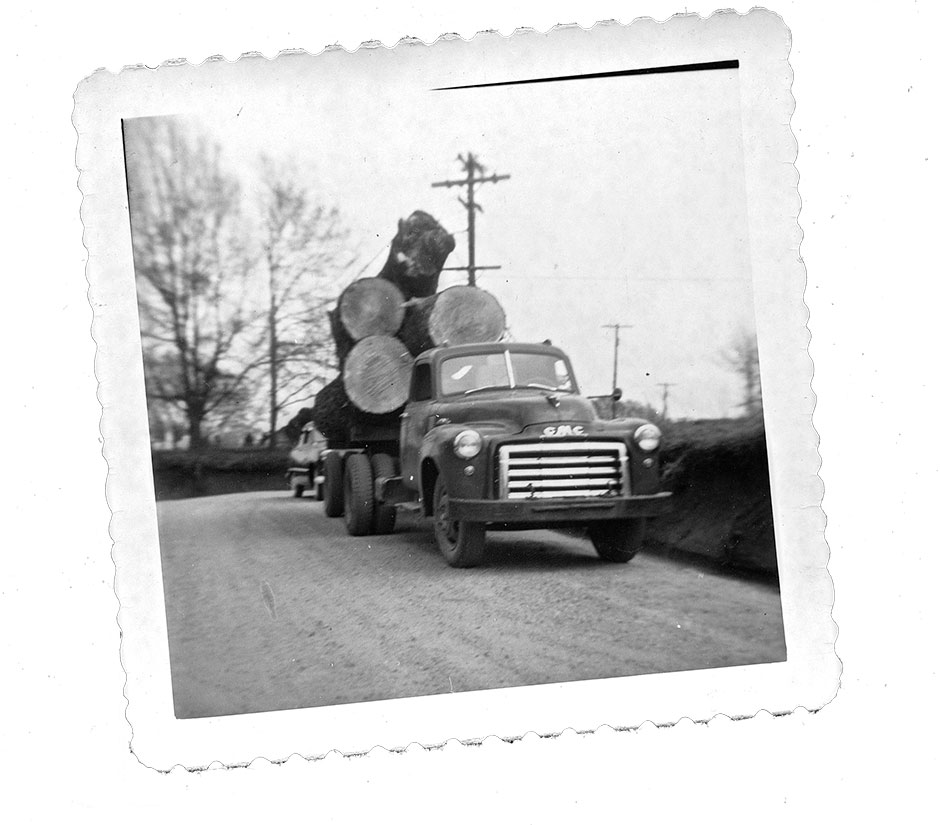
<box><xmin>74</xmin><ymin>9</ymin><xmax>836</xmax><ymax>770</ymax></box>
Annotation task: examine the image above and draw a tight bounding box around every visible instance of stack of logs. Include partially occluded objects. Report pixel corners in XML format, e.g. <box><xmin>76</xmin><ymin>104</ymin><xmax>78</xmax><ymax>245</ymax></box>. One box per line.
<box><xmin>312</xmin><ymin>210</ymin><xmax>507</xmax><ymax>444</ymax></box>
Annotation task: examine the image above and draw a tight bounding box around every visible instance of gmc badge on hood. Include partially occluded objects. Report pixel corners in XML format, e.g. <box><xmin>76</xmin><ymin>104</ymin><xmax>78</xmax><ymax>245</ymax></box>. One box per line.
<box><xmin>542</xmin><ymin>425</ymin><xmax>585</xmax><ymax>437</ymax></box>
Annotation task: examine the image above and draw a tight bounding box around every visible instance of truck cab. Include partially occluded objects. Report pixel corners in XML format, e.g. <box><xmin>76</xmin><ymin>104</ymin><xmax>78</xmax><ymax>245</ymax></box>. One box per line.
<box><xmin>329</xmin><ymin>341</ymin><xmax>672</xmax><ymax>567</ymax></box>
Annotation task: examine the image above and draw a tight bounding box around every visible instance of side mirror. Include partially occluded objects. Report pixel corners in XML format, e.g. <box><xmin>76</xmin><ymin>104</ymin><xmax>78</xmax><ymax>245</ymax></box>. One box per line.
<box><xmin>612</xmin><ymin>387</ymin><xmax>623</xmax><ymax>402</ymax></box>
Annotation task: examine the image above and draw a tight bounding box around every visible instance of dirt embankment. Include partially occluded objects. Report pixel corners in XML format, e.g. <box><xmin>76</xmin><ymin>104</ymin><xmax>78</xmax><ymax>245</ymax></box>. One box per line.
<box><xmin>647</xmin><ymin>415</ymin><xmax>778</xmax><ymax>578</ymax></box>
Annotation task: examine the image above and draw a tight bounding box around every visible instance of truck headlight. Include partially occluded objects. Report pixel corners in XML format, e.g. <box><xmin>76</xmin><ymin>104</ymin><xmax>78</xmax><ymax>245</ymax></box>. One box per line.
<box><xmin>634</xmin><ymin>424</ymin><xmax>662</xmax><ymax>451</ymax></box>
<box><xmin>453</xmin><ymin>429</ymin><xmax>483</xmax><ymax>459</ymax></box>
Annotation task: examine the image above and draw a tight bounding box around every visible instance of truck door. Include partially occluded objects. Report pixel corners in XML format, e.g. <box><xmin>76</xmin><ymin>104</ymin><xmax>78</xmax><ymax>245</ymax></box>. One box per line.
<box><xmin>400</xmin><ymin>361</ymin><xmax>433</xmax><ymax>490</ymax></box>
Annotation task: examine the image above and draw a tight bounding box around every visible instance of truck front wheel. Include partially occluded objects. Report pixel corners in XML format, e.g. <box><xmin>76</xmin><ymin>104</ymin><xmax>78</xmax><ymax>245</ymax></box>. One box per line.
<box><xmin>323</xmin><ymin>452</ymin><xmax>344</xmax><ymax>517</ymax></box>
<box><xmin>433</xmin><ymin>475</ymin><xmax>485</xmax><ymax>568</ymax></box>
<box><xmin>588</xmin><ymin>519</ymin><xmax>646</xmax><ymax>563</ymax></box>
<box><xmin>343</xmin><ymin>454</ymin><xmax>375</xmax><ymax>536</ymax></box>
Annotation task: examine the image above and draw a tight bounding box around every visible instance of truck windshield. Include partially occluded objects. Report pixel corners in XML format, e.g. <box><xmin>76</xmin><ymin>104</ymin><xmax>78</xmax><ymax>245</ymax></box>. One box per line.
<box><xmin>440</xmin><ymin>351</ymin><xmax>575</xmax><ymax>396</ymax></box>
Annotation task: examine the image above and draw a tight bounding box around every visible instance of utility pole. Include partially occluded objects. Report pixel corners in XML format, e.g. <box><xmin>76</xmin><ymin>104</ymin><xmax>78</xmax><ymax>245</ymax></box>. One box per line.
<box><xmin>432</xmin><ymin>152</ymin><xmax>510</xmax><ymax>286</ymax></box>
<box><xmin>602</xmin><ymin>322</ymin><xmax>632</xmax><ymax>398</ymax></box>
<box><xmin>657</xmin><ymin>382</ymin><xmax>676</xmax><ymax>420</ymax></box>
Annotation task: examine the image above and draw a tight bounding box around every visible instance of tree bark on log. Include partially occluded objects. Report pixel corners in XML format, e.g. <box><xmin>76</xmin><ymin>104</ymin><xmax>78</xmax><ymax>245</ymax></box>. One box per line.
<box><xmin>377</xmin><ymin>211</ymin><xmax>456</xmax><ymax>300</ymax></box>
<box><xmin>342</xmin><ymin>335</ymin><xmax>413</xmax><ymax>414</ymax></box>
<box><xmin>311</xmin><ymin>376</ymin><xmax>404</xmax><ymax>445</ymax></box>
<box><xmin>311</xmin><ymin>377</ymin><xmax>352</xmax><ymax>443</ymax></box>
<box><xmin>399</xmin><ymin>285</ymin><xmax>506</xmax><ymax>355</ymax></box>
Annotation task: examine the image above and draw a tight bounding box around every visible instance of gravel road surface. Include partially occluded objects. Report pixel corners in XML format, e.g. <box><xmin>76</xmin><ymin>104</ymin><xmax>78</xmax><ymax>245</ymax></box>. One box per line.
<box><xmin>157</xmin><ymin>491</ymin><xmax>786</xmax><ymax>718</ymax></box>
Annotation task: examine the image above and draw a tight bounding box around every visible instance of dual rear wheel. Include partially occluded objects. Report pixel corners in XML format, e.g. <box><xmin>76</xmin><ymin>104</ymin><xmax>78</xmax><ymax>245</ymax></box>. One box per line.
<box><xmin>370</xmin><ymin>454</ymin><xmax>397</xmax><ymax>534</ymax></box>
<box><xmin>322</xmin><ymin>452</ymin><xmax>345</xmax><ymax>517</ymax></box>
<box><xmin>340</xmin><ymin>453</ymin><xmax>398</xmax><ymax>537</ymax></box>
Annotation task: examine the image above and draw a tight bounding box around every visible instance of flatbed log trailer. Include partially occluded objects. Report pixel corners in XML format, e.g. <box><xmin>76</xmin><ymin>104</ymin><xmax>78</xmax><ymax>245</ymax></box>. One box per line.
<box><xmin>309</xmin><ymin>341</ymin><xmax>672</xmax><ymax>568</ymax></box>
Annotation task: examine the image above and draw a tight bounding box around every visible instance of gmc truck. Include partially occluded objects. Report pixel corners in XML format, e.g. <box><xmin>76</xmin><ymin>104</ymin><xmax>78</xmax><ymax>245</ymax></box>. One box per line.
<box><xmin>318</xmin><ymin>341</ymin><xmax>672</xmax><ymax>567</ymax></box>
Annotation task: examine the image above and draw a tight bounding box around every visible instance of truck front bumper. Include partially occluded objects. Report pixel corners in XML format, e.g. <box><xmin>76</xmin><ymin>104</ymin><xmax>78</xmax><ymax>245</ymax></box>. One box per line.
<box><xmin>448</xmin><ymin>492</ymin><xmax>673</xmax><ymax>524</ymax></box>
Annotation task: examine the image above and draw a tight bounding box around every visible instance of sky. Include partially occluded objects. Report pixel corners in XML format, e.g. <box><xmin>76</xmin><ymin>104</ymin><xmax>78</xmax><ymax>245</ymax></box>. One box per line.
<box><xmin>166</xmin><ymin>54</ymin><xmax>758</xmax><ymax>420</ymax></box>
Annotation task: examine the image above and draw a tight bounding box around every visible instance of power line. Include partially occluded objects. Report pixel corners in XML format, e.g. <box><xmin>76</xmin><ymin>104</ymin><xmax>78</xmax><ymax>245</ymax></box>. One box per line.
<box><xmin>432</xmin><ymin>152</ymin><xmax>510</xmax><ymax>286</ymax></box>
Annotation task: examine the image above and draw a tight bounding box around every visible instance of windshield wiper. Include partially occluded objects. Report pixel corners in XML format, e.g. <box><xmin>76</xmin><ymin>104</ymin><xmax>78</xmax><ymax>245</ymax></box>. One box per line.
<box><xmin>463</xmin><ymin>384</ymin><xmax>512</xmax><ymax>396</ymax></box>
<box><xmin>463</xmin><ymin>382</ymin><xmax>573</xmax><ymax>395</ymax></box>
<box><xmin>519</xmin><ymin>383</ymin><xmax>572</xmax><ymax>392</ymax></box>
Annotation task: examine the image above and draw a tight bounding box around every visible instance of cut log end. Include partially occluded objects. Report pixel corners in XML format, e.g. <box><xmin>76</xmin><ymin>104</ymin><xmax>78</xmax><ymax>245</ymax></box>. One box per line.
<box><xmin>337</xmin><ymin>277</ymin><xmax>406</xmax><ymax>341</ymax></box>
<box><xmin>343</xmin><ymin>335</ymin><xmax>414</xmax><ymax>414</ymax></box>
<box><xmin>429</xmin><ymin>285</ymin><xmax>506</xmax><ymax>347</ymax></box>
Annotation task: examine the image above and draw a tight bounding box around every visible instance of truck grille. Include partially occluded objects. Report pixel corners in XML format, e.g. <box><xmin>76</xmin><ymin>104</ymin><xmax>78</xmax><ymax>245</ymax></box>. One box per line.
<box><xmin>497</xmin><ymin>441</ymin><xmax>629</xmax><ymax>499</ymax></box>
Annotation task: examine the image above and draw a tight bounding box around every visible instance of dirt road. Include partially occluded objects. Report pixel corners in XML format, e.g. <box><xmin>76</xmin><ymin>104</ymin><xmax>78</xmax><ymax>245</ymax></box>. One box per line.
<box><xmin>156</xmin><ymin>491</ymin><xmax>786</xmax><ymax>718</ymax></box>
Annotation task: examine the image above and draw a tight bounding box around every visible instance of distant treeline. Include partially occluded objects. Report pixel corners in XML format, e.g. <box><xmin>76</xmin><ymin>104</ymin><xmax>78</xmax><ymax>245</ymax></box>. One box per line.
<box><xmin>151</xmin><ymin>448</ymin><xmax>291</xmax><ymax>500</ymax></box>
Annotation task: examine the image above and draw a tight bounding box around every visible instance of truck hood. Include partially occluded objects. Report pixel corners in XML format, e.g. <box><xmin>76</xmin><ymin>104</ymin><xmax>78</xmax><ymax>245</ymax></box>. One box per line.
<box><xmin>434</xmin><ymin>391</ymin><xmax>600</xmax><ymax>435</ymax></box>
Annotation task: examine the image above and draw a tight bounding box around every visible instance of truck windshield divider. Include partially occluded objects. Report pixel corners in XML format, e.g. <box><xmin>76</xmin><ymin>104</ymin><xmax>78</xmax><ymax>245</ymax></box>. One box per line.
<box><xmin>504</xmin><ymin>349</ymin><xmax>516</xmax><ymax>388</ymax></box>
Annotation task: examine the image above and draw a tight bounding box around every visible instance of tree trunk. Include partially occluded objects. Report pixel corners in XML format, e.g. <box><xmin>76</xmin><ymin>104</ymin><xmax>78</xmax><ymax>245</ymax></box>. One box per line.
<box><xmin>342</xmin><ymin>335</ymin><xmax>413</xmax><ymax>414</ymax></box>
<box><xmin>268</xmin><ymin>292</ymin><xmax>278</xmax><ymax>450</ymax></box>
<box><xmin>187</xmin><ymin>413</ymin><xmax>204</xmax><ymax>452</ymax></box>
<box><xmin>399</xmin><ymin>285</ymin><xmax>506</xmax><ymax>355</ymax></box>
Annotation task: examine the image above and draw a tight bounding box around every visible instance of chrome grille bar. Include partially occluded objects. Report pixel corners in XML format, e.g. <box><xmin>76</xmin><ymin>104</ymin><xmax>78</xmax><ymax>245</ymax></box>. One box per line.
<box><xmin>498</xmin><ymin>441</ymin><xmax>629</xmax><ymax>500</ymax></box>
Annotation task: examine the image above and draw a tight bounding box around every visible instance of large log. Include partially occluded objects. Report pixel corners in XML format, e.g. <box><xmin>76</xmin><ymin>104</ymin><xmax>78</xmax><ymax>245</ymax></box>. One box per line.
<box><xmin>311</xmin><ymin>378</ymin><xmax>352</xmax><ymax>444</ymax></box>
<box><xmin>311</xmin><ymin>376</ymin><xmax>403</xmax><ymax>445</ymax></box>
<box><xmin>377</xmin><ymin>210</ymin><xmax>456</xmax><ymax>300</ymax></box>
<box><xmin>342</xmin><ymin>335</ymin><xmax>414</xmax><ymax>415</ymax></box>
<box><xmin>399</xmin><ymin>285</ymin><xmax>507</xmax><ymax>355</ymax></box>
<box><xmin>336</xmin><ymin>277</ymin><xmax>406</xmax><ymax>340</ymax></box>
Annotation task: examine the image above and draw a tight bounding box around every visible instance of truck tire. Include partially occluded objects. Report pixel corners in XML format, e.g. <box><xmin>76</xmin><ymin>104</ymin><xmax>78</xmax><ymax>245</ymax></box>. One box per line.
<box><xmin>343</xmin><ymin>453</ymin><xmax>374</xmax><ymax>536</ymax></box>
<box><xmin>322</xmin><ymin>452</ymin><xmax>344</xmax><ymax>517</ymax></box>
<box><xmin>433</xmin><ymin>474</ymin><xmax>485</xmax><ymax>568</ymax></box>
<box><xmin>588</xmin><ymin>519</ymin><xmax>646</xmax><ymax>563</ymax></box>
<box><xmin>371</xmin><ymin>453</ymin><xmax>397</xmax><ymax>534</ymax></box>
<box><xmin>292</xmin><ymin>481</ymin><xmax>304</xmax><ymax>498</ymax></box>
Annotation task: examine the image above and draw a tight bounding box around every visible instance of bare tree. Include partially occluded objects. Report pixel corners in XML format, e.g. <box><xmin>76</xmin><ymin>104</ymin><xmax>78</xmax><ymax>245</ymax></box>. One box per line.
<box><xmin>124</xmin><ymin>117</ymin><xmax>254</xmax><ymax>451</ymax></box>
<box><xmin>251</xmin><ymin>158</ymin><xmax>353</xmax><ymax>447</ymax></box>
<box><xmin>721</xmin><ymin>328</ymin><xmax>762</xmax><ymax>417</ymax></box>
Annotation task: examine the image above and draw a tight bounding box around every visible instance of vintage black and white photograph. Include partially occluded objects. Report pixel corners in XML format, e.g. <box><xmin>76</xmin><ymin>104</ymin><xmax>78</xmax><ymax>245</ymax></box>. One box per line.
<box><xmin>75</xmin><ymin>11</ymin><xmax>835</xmax><ymax>766</ymax></box>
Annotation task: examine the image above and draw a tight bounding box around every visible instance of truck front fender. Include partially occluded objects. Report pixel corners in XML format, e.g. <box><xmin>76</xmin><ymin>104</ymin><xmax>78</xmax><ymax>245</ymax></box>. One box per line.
<box><xmin>419</xmin><ymin>425</ymin><xmax>495</xmax><ymax>515</ymax></box>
